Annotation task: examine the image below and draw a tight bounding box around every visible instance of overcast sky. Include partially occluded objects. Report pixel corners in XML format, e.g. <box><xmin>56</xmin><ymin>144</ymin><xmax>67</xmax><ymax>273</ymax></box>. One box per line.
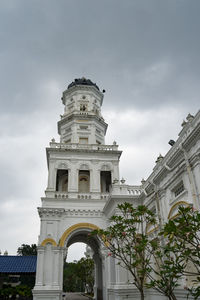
<box><xmin>0</xmin><ymin>0</ymin><xmax>199</xmax><ymax>260</ymax></box>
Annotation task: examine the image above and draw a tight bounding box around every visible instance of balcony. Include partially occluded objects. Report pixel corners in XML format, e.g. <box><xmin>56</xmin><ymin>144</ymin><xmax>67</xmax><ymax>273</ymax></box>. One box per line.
<box><xmin>49</xmin><ymin>142</ymin><xmax>119</xmax><ymax>151</ymax></box>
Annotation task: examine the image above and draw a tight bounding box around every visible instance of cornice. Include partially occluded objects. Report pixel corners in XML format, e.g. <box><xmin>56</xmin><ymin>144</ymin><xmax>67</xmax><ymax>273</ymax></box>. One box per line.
<box><xmin>64</xmin><ymin>209</ymin><xmax>103</xmax><ymax>217</ymax></box>
<box><xmin>38</xmin><ymin>207</ymin><xmax>65</xmax><ymax>218</ymax></box>
<box><xmin>143</xmin><ymin>111</ymin><xmax>200</xmax><ymax>188</ymax></box>
<box><xmin>38</xmin><ymin>207</ymin><xmax>104</xmax><ymax>218</ymax></box>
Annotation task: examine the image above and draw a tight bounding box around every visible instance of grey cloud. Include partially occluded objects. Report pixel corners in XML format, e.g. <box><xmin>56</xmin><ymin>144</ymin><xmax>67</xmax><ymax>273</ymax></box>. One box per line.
<box><xmin>0</xmin><ymin>0</ymin><xmax>200</xmax><ymax>256</ymax></box>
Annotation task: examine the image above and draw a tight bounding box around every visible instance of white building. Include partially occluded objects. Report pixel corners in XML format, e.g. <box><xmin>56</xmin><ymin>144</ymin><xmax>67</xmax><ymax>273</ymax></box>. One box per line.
<box><xmin>33</xmin><ymin>78</ymin><xmax>200</xmax><ymax>300</ymax></box>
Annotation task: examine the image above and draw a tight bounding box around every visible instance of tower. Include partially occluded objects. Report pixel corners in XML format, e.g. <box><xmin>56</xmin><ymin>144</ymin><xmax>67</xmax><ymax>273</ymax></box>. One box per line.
<box><xmin>33</xmin><ymin>78</ymin><xmax>123</xmax><ymax>300</ymax></box>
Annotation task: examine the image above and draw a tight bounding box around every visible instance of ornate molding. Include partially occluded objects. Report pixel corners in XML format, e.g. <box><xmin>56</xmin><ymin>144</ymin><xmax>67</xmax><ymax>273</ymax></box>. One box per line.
<box><xmin>38</xmin><ymin>207</ymin><xmax>65</xmax><ymax>218</ymax></box>
<box><xmin>64</xmin><ymin>209</ymin><xmax>103</xmax><ymax>217</ymax></box>
<box><xmin>41</xmin><ymin>238</ymin><xmax>57</xmax><ymax>247</ymax></box>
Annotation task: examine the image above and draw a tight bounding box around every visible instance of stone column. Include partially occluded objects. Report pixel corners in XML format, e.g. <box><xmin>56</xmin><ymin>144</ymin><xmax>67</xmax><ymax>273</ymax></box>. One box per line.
<box><xmin>93</xmin><ymin>253</ymin><xmax>103</xmax><ymax>300</ymax></box>
<box><xmin>52</xmin><ymin>247</ymin><xmax>60</xmax><ymax>287</ymax></box>
<box><xmin>35</xmin><ymin>246</ymin><xmax>45</xmax><ymax>286</ymax></box>
<box><xmin>69</xmin><ymin>164</ymin><xmax>78</xmax><ymax>192</ymax></box>
<box><xmin>47</xmin><ymin>160</ymin><xmax>56</xmax><ymax>191</ymax></box>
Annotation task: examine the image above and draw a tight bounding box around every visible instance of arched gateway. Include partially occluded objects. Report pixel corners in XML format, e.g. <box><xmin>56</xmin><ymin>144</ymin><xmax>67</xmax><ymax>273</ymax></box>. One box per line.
<box><xmin>33</xmin><ymin>78</ymin><xmax>128</xmax><ymax>300</ymax></box>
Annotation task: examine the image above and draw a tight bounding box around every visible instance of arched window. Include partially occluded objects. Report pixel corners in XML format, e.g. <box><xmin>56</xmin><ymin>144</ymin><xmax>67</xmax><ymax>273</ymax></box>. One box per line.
<box><xmin>79</xmin><ymin>170</ymin><xmax>90</xmax><ymax>193</ymax></box>
<box><xmin>56</xmin><ymin>170</ymin><xmax>68</xmax><ymax>192</ymax></box>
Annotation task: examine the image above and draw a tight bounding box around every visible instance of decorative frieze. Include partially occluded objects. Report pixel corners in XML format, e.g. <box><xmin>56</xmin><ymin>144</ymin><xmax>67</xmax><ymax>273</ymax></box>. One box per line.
<box><xmin>64</xmin><ymin>209</ymin><xmax>103</xmax><ymax>217</ymax></box>
<box><xmin>38</xmin><ymin>208</ymin><xmax>65</xmax><ymax>218</ymax></box>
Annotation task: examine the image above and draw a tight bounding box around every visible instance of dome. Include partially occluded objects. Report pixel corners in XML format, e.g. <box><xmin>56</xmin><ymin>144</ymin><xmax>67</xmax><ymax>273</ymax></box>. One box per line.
<box><xmin>67</xmin><ymin>77</ymin><xmax>99</xmax><ymax>91</ymax></box>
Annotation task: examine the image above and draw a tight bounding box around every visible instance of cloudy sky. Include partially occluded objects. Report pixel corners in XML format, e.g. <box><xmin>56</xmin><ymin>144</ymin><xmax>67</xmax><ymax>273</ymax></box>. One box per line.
<box><xmin>0</xmin><ymin>0</ymin><xmax>199</xmax><ymax>260</ymax></box>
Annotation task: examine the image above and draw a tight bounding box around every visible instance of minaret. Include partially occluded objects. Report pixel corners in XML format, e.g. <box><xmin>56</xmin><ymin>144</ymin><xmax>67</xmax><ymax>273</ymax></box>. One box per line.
<box><xmin>33</xmin><ymin>78</ymin><xmax>122</xmax><ymax>300</ymax></box>
<box><xmin>45</xmin><ymin>78</ymin><xmax>121</xmax><ymax>200</ymax></box>
<box><xmin>58</xmin><ymin>77</ymin><xmax>107</xmax><ymax>145</ymax></box>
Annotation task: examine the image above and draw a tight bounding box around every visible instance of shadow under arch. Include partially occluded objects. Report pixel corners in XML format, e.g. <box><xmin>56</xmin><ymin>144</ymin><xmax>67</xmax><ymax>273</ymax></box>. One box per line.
<box><xmin>60</xmin><ymin>223</ymin><xmax>103</xmax><ymax>300</ymax></box>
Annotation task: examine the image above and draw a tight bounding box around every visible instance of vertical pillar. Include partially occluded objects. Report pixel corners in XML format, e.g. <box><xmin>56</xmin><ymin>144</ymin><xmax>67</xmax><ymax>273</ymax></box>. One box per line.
<box><xmin>52</xmin><ymin>247</ymin><xmax>60</xmax><ymax>287</ymax></box>
<box><xmin>47</xmin><ymin>160</ymin><xmax>56</xmax><ymax>191</ymax></box>
<box><xmin>68</xmin><ymin>166</ymin><xmax>78</xmax><ymax>192</ymax></box>
<box><xmin>35</xmin><ymin>246</ymin><xmax>45</xmax><ymax>286</ymax></box>
<box><xmin>93</xmin><ymin>253</ymin><xmax>103</xmax><ymax>300</ymax></box>
<box><xmin>112</xmin><ymin>162</ymin><xmax>120</xmax><ymax>182</ymax></box>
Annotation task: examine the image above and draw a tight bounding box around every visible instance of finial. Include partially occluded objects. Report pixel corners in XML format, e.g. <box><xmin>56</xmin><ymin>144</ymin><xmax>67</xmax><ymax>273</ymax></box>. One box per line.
<box><xmin>186</xmin><ymin>113</ymin><xmax>194</xmax><ymax>122</ymax></box>
<box><xmin>121</xmin><ymin>178</ymin><xmax>126</xmax><ymax>184</ymax></box>
<box><xmin>51</xmin><ymin>138</ymin><xmax>55</xmax><ymax>143</ymax></box>
<box><xmin>141</xmin><ymin>178</ymin><xmax>146</xmax><ymax>185</ymax></box>
<box><xmin>113</xmin><ymin>141</ymin><xmax>117</xmax><ymax>145</ymax></box>
<box><xmin>156</xmin><ymin>153</ymin><xmax>163</xmax><ymax>163</ymax></box>
<box><xmin>4</xmin><ymin>250</ymin><xmax>8</xmax><ymax>256</ymax></box>
<box><xmin>181</xmin><ymin>120</ymin><xmax>187</xmax><ymax>127</ymax></box>
<box><xmin>113</xmin><ymin>178</ymin><xmax>119</xmax><ymax>184</ymax></box>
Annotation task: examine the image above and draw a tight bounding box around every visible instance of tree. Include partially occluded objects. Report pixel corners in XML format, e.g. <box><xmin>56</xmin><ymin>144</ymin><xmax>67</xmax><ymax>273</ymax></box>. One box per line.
<box><xmin>146</xmin><ymin>237</ymin><xmax>184</xmax><ymax>300</ymax></box>
<box><xmin>17</xmin><ymin>244</ymin><xmax>37</xmax><ymax>256</ymax></box>
<box><xmin>162</xmin><ymin>206</ymin><xmax>200</xmax><ymax>299</ymax></box>
<box><xmin>92</xmin><ymin>202</ymin><xmax>189</xmax><ymax>300</ymax></box>
<box><xmin>77</xmin><ymin>255</ymin><xmax>94</xmax><ymax>294</ymax></box>
<box><xmin>92</xmin><ymin>202</ymin><xmax>156</xmax><ymax>300</ymax></box>
<box><xmin>63</xmin><ymin>261</ymin><xmax>83</xmax><ymax>292</ymax></box>
<box><xmin>63</xmin><ymin>256</ymin><xmax>94</xmax><ymax>294</ymax></box>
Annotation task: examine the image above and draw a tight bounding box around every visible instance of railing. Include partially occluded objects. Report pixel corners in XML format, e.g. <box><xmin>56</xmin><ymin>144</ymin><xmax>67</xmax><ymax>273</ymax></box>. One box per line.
<box><xmin>49</xmin><ymin>142</ymin><xmax>119</xmax><ymax>151</ymax></box>
<box><xmin>112</xmin><ymin>184</ymin><xmax>142</xmax><ymax>196</ymax></box>
<box><xmin>54</xmin><ymin>192</ymin><xmax>110</xmax><ymax>200</ymax></box>
<box><xmin>127</xmin><ymin>186</ymin><xmax>142</xmax><ymax>195</ymax></box>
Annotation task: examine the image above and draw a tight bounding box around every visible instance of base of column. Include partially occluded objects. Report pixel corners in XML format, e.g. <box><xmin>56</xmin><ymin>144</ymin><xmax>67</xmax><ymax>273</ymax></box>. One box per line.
<box><xmin>32</xmin><ymin>288</ymin><xmax>62</xmax><ymax>300</ymax></box>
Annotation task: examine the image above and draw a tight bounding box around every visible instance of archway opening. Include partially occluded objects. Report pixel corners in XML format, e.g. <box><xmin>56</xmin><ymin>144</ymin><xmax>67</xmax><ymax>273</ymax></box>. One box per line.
<box><xmin>63</xmin><ymin>242</ymin><xmax>94</xmax><ymax>295</ymax></box>
<box><xmin>63</xmin><ymin>229</ymin><xmax>103</xmax><ymax>300</ymax></box>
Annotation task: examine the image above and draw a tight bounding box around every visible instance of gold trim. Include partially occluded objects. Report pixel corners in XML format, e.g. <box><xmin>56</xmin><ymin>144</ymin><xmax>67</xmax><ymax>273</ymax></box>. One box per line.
<box><xmin>168</xmin><ymin>201</ymin><xmax>189</xmax><ymax>219</ymax></box>
<box><xmin>59</xmin><ymin>223</ymin><xmax>100</xmax><ymax>247</ymax></box>
<box><xmin>41</xmin><ymin>238</ymin><xmax>57</xmax><ymax>246</ymax></box>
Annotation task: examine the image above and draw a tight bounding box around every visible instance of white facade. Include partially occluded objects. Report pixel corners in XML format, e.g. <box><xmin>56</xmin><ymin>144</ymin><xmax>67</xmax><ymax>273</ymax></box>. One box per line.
<box><xmin>33</xmin><ymin>78</ymin><xmax>200</xmax><ymax>300</ymax></box>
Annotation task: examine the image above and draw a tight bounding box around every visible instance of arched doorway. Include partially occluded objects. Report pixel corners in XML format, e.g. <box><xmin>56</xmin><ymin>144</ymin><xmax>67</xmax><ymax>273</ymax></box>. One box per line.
<box><xmin>60</xmin><ymin>224</ymin><xmax>103</xmax><ymax>300</ymax></box>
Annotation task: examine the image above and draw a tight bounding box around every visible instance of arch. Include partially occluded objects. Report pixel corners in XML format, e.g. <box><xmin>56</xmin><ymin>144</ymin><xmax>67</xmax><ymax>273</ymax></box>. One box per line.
<box><xmin>59</xmin><ymin>223</ymin><xmax>100</xmax><ymax>247</ymax></box>
<box><xmin>79</xmin><ymin>163</ymin><xmax>90</xmax><ymax>170</ymax></box>
<box><xmin>41</xmin><ymin>238</ymin><xmax>57</xmax><ymax>247</ymax></box>
<box><xmin>168</xmin><ymin>201</ymin><xmax>189</xmax><ymax>219</ymax></box>
<box><xmin>100</xmin><ymin>163</ymin><xmax>112</xmax><ymax>171</ymax></box>
<box><xmin>57</xmin><ymin>162</ymin><xmax>68</xmax><ymax>169</ymax></box>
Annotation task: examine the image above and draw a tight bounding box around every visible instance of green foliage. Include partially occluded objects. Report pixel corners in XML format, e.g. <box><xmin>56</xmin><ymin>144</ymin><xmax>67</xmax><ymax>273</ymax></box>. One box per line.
<box><xmin>63</xmin><ymin>261</ymin><xmax>83</xmax><ymax>292</ymax></box>
<box><xmin>162</xmin><ymin>206</ymin><xmax>200</xmax><ymax>299</ymax></box>
<box><xmin>17</xmin><ymin>244</ymin><xmax>37</xmax><ymax>256</ymax></box>
<box><xmin>63</xmin><ymin>256</ymin><xmax>94</xmax><ymax>294</ymax></box>
<box><xmin>76</xmin><ymin>256</ymin><xmax>94</xmax><ymax>294</ymax></box>
<box><xmin>92</xmin><ymin>202</ymin><xmax>157</xmax><ymax>300</ymax></box>
<box><xmin>0</xmin><ymin>284</ymin><xmax>32</xmax><ymax>298</ymax></box>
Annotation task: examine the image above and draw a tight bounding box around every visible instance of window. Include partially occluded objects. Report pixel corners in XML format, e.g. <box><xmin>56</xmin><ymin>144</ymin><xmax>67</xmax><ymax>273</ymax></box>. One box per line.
<box><xmin>56</xmin><ymin>170</ymin><xmax>68</xmax><ymax>192</ymax></box>
<box><xmin>96</xmin><ymin>128</ymin><xmax>101</xmax><ymax>135</ymax></box>
<box><xmin>173</xmin><ymin>181</ymin><xmax>184</xmax><ymax>197</ymax></box>
<box><xmin>100</xmin><ymin>171</ymin><xmax>111</xmax><ymax>193</ymax></box>
<box><xmin>65</xmin><ymin>128</ymin><xmax>71</xmax><ymax>133</ymax></box>
<box><xmin>79</xmin><ymin>138</ymin><xmax>88</xmax><ymax>144</ymax></box>
<box><xmin>64</xmin><ymin>139</ymin><xmax>71</xmax><ymax>144</ymax></box>
<box><xmin>80</xmin><ymin>125</ymin><xmax>88</xmax><ymax>130</ymax></box>
<box><xmin>79</xmin><ymin>170</ymin><xmax>90</xmax><ymax>193</ymax></box>
<box><xmin>80</xmin><ymin>104</ymin><xmax>87</xmax><ymax>112</ymax></box>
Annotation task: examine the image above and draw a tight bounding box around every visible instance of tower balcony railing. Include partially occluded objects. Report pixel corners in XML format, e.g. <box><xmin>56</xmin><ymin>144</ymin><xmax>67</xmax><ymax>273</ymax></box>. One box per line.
<box><xmin>53</xmin><ymin>191</ymin><xmax>110</xmax><ymax>200</ymax></box>
<box><xmin>111</xmin><ymin>183</ymin><xmax>142</xmax><ymax>196</ymax></box>
<box><xmin>49</xmin><ymin>141</ymin><xmax>119</xmax><ymax>151</ymax></box>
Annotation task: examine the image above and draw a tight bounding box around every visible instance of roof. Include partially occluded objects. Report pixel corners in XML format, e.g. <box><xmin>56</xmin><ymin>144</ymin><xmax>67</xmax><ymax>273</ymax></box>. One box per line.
<box><xmin>67</xmin><ymin>77</ymin><xmax>99</xmax><ymax>90</ymax></box>
<box><xmin>0</xmin><ymin>256</ymin><xmax>37</xmax><ymax>274</ymax></box>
